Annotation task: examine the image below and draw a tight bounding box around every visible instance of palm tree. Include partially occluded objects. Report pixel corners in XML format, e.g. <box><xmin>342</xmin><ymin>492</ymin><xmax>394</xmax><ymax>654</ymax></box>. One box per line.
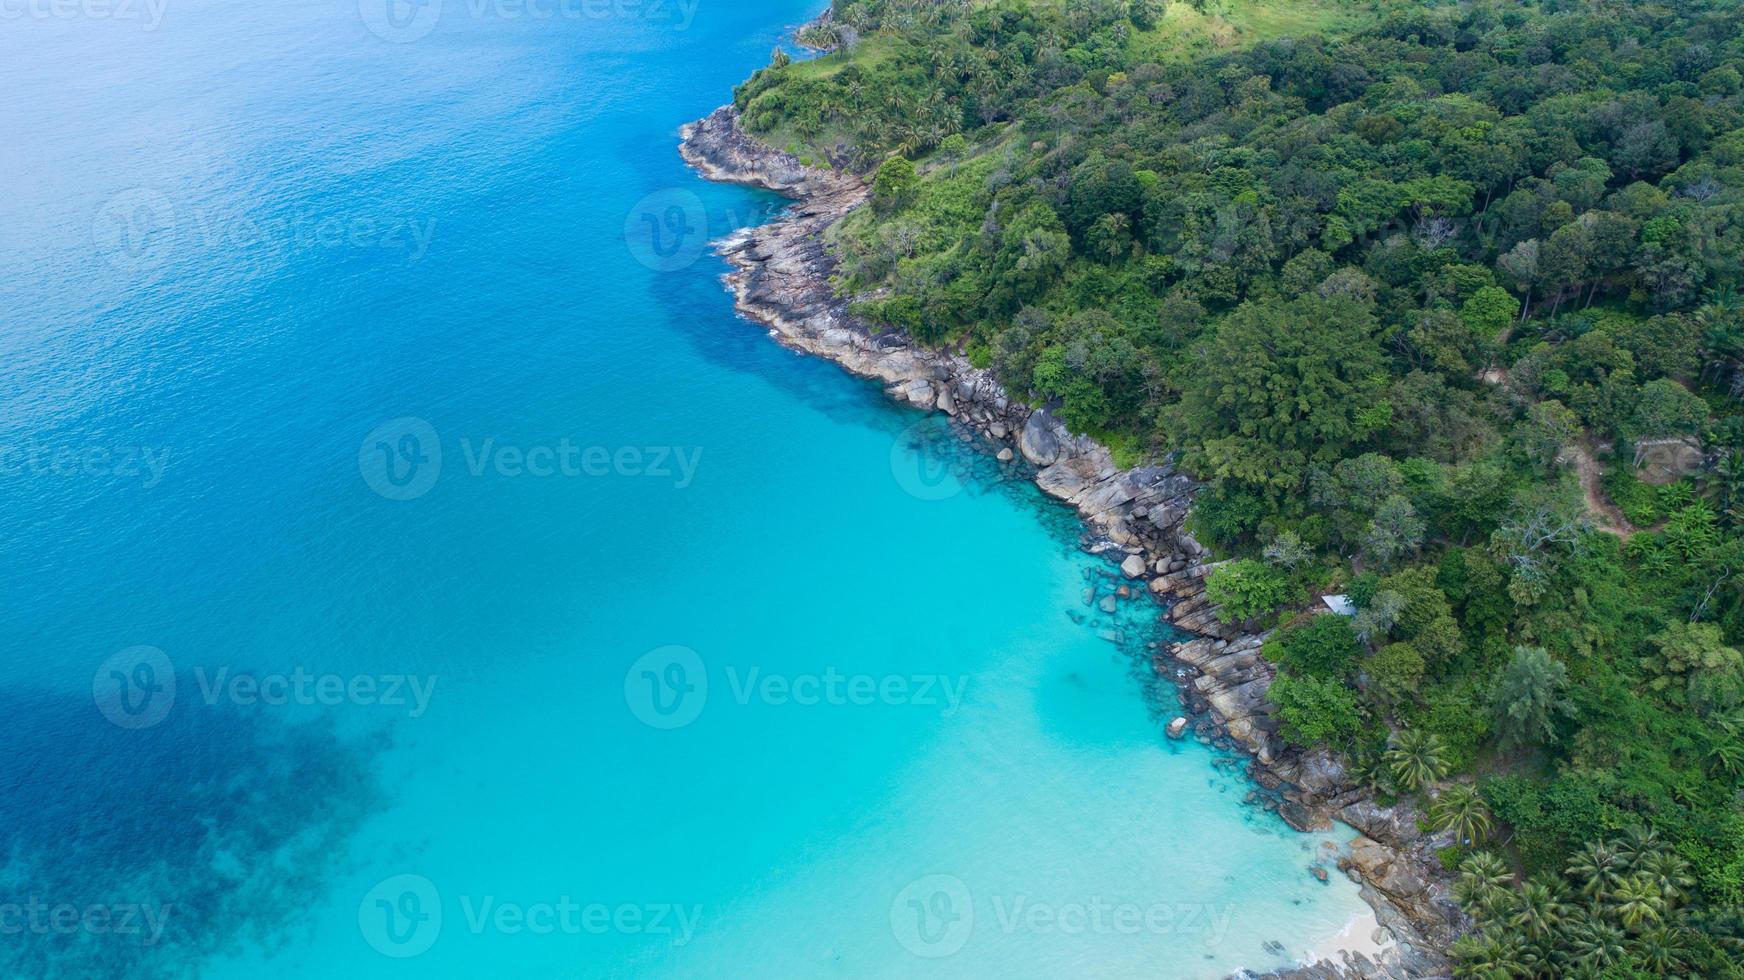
<box><xmin>1709</xmin><ymin>449</ymin><xmax>1744</xmax><ymax>525</ymax></box>
<box><xmin>1633</xmin><ymin>925</ymin><xmax>1694</xmax><ymax>973</ymax></box>
<box><xmin>1616</xmin><ymin>825</ymin><xmax>1667</xmax><ymax>872</ymax></box>
<box><xmin>1566</xmin><ymin>841</ymin><xmax>1626</xmax><ymax>901</ymax></box>
<box><xmin>1697</xmin><ymin>285</ymin><xmax>1744</xmax><ymax>395</ymax></box>
<box><xmin>1609</xmin><ymin>873</ymin><xmax>1667</xmax><ymax>931</ymax></box>
<box><xmin>1429</xmin><ymin>784</ymin><xmax>1494</xmax><ymax>845</ymax></box>
<box><xmin>1635</xmin><ymin>851</ymin><xmax>1695</xmax><ymax>908</ymax></box>
<box><xmin>1509</xmin><ymin>877</ymin><xmax>1572</xmax><ymax>941</ymax></box>
<box><xmin>1461</xmin><ymin>851</ymin><xmax>1514</xmax><ymax>892</ymax></box>
<box><xmin>893</xmin><ymin>124</ymin><xmax>926</xmax><ymax>158</ymax></box>
<box><xmin>1562</xmin><ymin>913</ymin><xmax>1627</xmax><ymax>971</ymax></box>
<box><xmin>1455</xmin><ymin>851</ymin><xmax>1514</xmax><ymax>918</ymax></box>
<box><xmin>1450</xmin><ymin>929</ymin><xmax>1530</xmax><ymax>980</ymax></box>
<box><xmin>1474</xmin><ymin>886</ymin><xmax>1519</xmax><ymax>929</ymax></box>
<box><xmin>1384</xmin><ymin>728</ymin><xmax>1450</xmax><ymax>791</ymax></box>
<box><xmin>1348</xmin><ymin>749</ymin><xmax>1394</xmax><ymax>794</ymax></box>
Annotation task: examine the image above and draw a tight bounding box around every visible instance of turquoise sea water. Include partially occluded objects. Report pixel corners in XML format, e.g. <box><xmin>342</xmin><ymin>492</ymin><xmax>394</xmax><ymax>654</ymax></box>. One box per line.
<box><xmin>0</xmin><ymin>2</ymin><xmax>1375</xmax><ymax>976</ymax></box>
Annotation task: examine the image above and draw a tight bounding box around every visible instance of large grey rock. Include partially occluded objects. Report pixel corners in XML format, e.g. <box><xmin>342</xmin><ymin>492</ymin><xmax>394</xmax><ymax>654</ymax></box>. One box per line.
<box><xmin>1636</xmin><ymin>435</ymin><xmax>1705</xmax><ymax>485</ymax></box>
<box><xmin>1019</xmin><ymin>409</ymin><xmax>1061</xmax><ymax>466</ymax></box>
<box><xmin>1293</xmin><ymin>749</ymin><xmax>1348</xmax><ymax>795</ymax></box>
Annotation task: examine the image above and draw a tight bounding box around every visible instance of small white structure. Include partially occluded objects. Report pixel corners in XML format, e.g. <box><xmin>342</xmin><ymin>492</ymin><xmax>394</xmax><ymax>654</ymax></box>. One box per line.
<box><xmin>1322</xmin><ymin>594</ymin><xmax>1356</xmax><ymax>617</ymax></box>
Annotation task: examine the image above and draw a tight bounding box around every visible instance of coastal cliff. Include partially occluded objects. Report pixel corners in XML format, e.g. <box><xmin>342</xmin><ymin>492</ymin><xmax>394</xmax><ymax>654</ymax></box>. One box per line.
<box><xmin>679</xmin><ymin>104</ymin><xmax>1459</xmax><ymax>979</ymax></box>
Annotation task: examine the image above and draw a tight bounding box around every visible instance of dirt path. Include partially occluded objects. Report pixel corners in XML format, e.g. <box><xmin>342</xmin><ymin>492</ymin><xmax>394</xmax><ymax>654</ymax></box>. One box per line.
<box><xmin>1565</xmin><ymin>442</ymin><xmax>1635</xmax><ymax>538</ymax></box>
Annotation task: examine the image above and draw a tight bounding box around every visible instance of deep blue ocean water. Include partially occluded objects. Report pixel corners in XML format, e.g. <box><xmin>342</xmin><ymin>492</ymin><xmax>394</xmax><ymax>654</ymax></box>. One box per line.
<box><xmin>0</xmin><ymin>2</ymin><xmax>1375</xmax><ymax>976</ymax></box>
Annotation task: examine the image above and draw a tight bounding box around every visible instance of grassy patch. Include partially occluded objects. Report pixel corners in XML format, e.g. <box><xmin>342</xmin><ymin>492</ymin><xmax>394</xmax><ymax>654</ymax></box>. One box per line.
<box><xmin>1128</xmin><ymin>0</ymin><xmax>1374</xmax><ymax>62</ymax></box>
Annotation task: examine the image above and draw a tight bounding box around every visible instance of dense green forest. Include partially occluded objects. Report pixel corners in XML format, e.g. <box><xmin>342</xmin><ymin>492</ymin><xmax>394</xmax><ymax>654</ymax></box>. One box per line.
<box><xmin>733</xmin><ymin>0</ymin><xmax>1744</xmax><ymax>973</ymax></box>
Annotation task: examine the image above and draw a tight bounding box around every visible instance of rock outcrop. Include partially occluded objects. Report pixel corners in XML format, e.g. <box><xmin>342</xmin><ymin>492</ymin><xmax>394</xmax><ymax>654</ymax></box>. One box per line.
<box><xmin>679</xmin><ymin>107</ymin><xmax>1202</xmax><ymax>556</ymax></box>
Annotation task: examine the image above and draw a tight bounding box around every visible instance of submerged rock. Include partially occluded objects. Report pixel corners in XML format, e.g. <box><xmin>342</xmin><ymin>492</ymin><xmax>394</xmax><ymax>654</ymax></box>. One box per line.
<box><xmin>1166</xmin><ymin>717</ymin><xmax>1189</xmax><ymax>739</ymax></box>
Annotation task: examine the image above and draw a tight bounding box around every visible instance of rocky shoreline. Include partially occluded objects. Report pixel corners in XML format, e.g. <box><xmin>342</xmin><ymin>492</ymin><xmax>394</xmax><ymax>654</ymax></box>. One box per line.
<box><xmin>678</xmin><ymin>104</ymin><xmax>1460</xmax><ymax>979</ymax></box>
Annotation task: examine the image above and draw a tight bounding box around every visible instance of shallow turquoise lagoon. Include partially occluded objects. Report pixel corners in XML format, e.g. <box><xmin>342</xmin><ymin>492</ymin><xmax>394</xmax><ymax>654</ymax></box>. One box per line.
<box><xmin>0</xmin><ymin>1</ymin><xmax>1374</xmax><ymax>976</ymax></box>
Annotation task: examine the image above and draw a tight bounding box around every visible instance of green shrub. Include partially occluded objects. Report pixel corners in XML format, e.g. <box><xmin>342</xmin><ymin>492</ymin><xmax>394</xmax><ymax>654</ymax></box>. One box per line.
<box><xmin>1265</xmin><ymin>614</ymin><xmax>1361</xmax><ymax>680</ymax></box>
<box><xmin>1602</xmin><ymin>465</ymin><xmax>1659</xmax><ymax>526</ymax></box>
<box><xmin>1270</xmin><ymin>672</ymin><xmax>1364</xmax><ymax>749</ymax></box>
<box><xmin>1204</xmin><ymin>559</ymin><xmax>1292</xmax><ymax>623</ymax></box>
